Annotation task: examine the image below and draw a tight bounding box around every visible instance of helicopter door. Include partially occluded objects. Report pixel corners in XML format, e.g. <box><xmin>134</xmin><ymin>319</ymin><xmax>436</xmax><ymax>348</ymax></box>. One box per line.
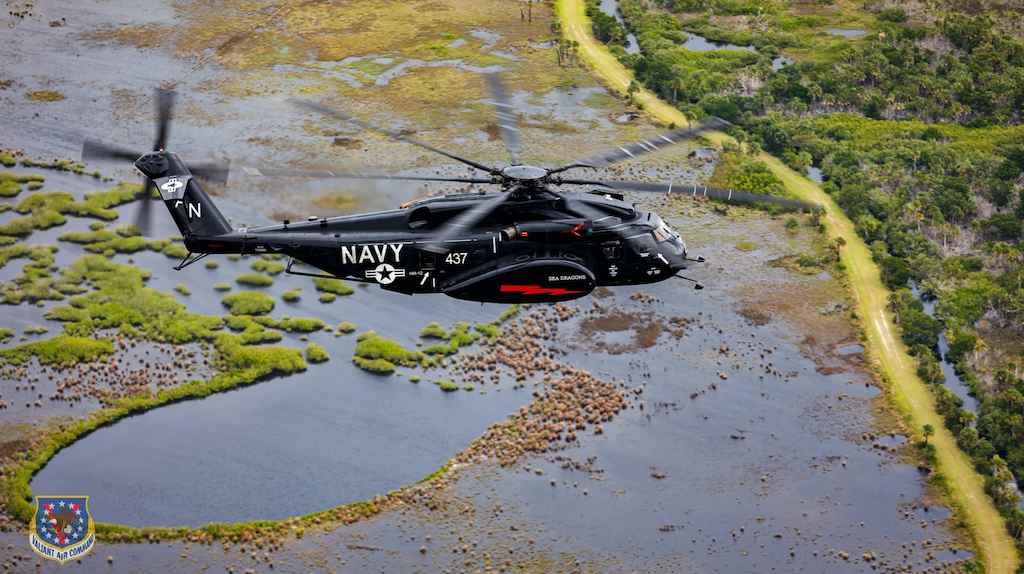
<box><xmin>420</xmin><ymin>250</ymin><xmax>437</xmax><ymax>271</ymax></box>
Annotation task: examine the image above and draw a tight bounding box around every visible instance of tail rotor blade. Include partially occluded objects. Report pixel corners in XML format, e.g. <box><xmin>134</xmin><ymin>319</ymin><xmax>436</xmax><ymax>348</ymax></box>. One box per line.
<box><xmin>153</xmin><ymin>88</ymin><xmax>177</xmax><ymax>151</ymax></box>
<box><xmin>485</xmin><ymin>73</ymin><xmax>522</xmax><ymax>165</ymax></box>
<box><xmin>134</xmin><ymin>180</ymin><xmax>156</xmax><ymax>237</ymax></box>
<box><xmin>81</xmin><ymin>139</ymin><xmax>142</xmax><ymax>163</ymax></box>
<box><xmin>189</xmin><ymin>160</ymin><xmax>231</xmax><ymax>184</ymax></box>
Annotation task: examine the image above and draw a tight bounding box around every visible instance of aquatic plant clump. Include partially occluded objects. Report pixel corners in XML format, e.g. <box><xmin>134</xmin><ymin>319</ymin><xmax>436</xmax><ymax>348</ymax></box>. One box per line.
<box><xmin>281</xmin><ymin>289</ymin><xmax>301</xmax><ymax>302</ymax></box>
<box><xmin>305</xmin><ymin>343</ymin><xmax>329</xmax><ymax>363</ymax></box>
<box><xmin>221</xmin><ymin>292</ymin><xmax>276</xmax><ymax>315</ymax></box>
<box><xmin>236</xmin><ymin>273</ymin><xmax>274</xmax><ymax>287</ymax></box>
<box><xmin>251</xmin><ymin>259</ymin><xmax>286</xmax><ymax>275</ymax></box>
<box><xmin>352</xmin><ymin>331</ymin><xmax>425</xmax><ymax>374</ymax></box>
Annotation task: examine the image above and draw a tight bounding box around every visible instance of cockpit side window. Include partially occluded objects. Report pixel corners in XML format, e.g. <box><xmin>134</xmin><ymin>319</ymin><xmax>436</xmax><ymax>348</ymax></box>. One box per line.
<box><xmin>653</xmin><ymin>223</ymin><xmax>674</xmax><ymax>243</ymax></box>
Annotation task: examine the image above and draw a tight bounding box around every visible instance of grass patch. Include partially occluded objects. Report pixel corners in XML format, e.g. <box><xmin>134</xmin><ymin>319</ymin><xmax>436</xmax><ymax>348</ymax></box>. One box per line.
<box><xmin>173</xmin><ymin>284</ymin><xmax>191</xmax><ymax>295</ymax></box>
<box><xmin>435</xmin><ymin>380</ymin><xmax>459</xmax><ymax>392</ymax></box>
<box><xmin>318</xmin><ymin>292</ymin><xmax>336</xmax><ymax>303</ymax></box>
<box><xmin>205</xmin><ymin>260</ymin><xmax>219</xmax><ymax>269</ymax></box>
<box><xmin>0</xmin><ymin>336</ymin><xmax>113</xmax><ymax>366</ymax></box>
<box><xmin>337</xmin><ymin>321</ymin><xmax>356</xmax><ymax>333</ymax></box>
<box><xmin>281</xmin><ymin>289</ymin><xmax>301</xmax><ymax>302</ymax></box>
<box><xmin>254</xmin><ymin>316</ymin><xmax>324</xmax><ymax>333</ymax></box>
<box><xmin>735</xmin><ymin>241</ymin><xmax>761</xmax><ymax>252</ymax></box>
<box><xmin>214</xmin><ymin>283</ymin><xmax>231</xmax><ymax>292</ymax></box>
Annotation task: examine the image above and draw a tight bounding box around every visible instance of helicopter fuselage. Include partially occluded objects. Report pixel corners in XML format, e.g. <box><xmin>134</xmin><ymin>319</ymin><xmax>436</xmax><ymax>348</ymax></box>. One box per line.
<box><xmin>181</xmin><ymin>190</ymin><xmax>695</xmax><ymax>303</ymax></box>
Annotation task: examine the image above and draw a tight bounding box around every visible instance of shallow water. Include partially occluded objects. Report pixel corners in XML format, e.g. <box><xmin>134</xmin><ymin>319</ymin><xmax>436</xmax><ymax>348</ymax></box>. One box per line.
<box><xmin>911</xmin><ymin>282</ymin><xmax>980</xmax><ymax>414</ymax></box>
<box><xmin>807</xmin><ymin>165</ymin><xmax>823</xmax><ymax>182</ymax></box>
<box><xmin>827</xmin><ymin>28</ymin><xmax>868</xmax><ymax>38</ymax></box>
<box><xmin>836</xmin><ymin>344</ymin><xmax>864</xmax><ymax>355</ymax></box>
<box><xmin>598</xmin><ymin>0</ymin><xmax>640</xmax><ymax>54</ymax></box>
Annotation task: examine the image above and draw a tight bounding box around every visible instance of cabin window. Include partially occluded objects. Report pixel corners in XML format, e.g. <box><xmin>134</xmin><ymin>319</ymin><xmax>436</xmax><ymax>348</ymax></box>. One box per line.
<box><xmin>420</xmin><ymin>251</ymin><xmax>436</xmax><ymax>270</ymax></box>
<box><xmin>602</xmin><ymin>243</ymin><xmax>621</xmax><ymax>260</ymax></box>
<box><xmin>653</xmin><ymin>223</ymin><xmax>673</xmax><ymax>243</ymax></box>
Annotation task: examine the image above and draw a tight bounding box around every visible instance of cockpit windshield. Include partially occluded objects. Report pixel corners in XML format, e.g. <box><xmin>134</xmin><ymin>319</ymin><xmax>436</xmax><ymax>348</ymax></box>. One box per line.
<box><xmin>653</xmin><ymin>222</ymin><xmax>685</xmax><ymax>255</ymax></box>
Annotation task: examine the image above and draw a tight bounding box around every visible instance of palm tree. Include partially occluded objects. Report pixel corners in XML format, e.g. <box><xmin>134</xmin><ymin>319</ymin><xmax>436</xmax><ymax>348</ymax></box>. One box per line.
<box><xmin>973</xmin><ymin>338</ymin><xmax>989</xmax><ymax>363</ymax></box>
<box><xmin>922</xmin><ymin>424</ymin><xmax>935</xmax><ymax>446</ymax></box>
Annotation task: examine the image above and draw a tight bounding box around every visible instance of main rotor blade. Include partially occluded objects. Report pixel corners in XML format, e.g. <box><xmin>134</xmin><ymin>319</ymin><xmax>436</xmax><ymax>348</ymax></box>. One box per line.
<box><xmin>134</xmin><ymin>180</ymin><xmax>156</xmax><ymax>237</ymax></box>
<box><xmin>282</xmin><ymin>97</ymin><xmax>498</xmax><ymax>173</ymax></box>
<box><xmin>82</xmin><ymin>139</ymin><xmax>142</xmax><ymax>163</ymax></box>
<box><xmin>422</xmin><ymin>189</ymin><xmax>516</xmax><ymax>254</ymax></box>
<box><xmin>485</xmin><ymin>73</ymin><xmax>522</xmax><ymax>165</ymax></box>
<box><xmin>548</xmin><ymin>117</ymin><xmax>733</xmax><ymax>174</ymax></box>
<box><xmin>563</xmin><ymin>179</ymin><xmax>819</xmax><ymax>210</ymax></box>
<box><xmin>241</xmin><ymin>167</ymin><xmax>492</xmax><ymax>185</ymax></box>
<box><xmin>153</xmin><ymin>88</ymin><xmax>177</xmax><ymax>151</ymax></box>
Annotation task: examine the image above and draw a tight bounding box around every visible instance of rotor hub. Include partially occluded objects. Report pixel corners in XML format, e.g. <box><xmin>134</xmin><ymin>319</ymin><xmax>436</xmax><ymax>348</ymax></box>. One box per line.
<box><xmin>136</xmin><ymin>152</ymin><xmax>169</xmax><ymax>179</ymax></box>
<box><xmin>502</xmin><ymin>165</ymin><xmax>547</xmax><ymax>181</ymax></box>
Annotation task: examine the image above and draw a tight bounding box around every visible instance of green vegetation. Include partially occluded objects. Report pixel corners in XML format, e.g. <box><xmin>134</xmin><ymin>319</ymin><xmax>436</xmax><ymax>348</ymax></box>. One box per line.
<box><xmin>0</xmin><ymin>336</ymin><xmax>113</xmax><ymax>366</ymax></box>
<box><xmin>251</xmin><ymin>259</ymin><xmax>285</xmax><ymax>275</ymax></box>
<box><xmin>214</xmin><ymin>283</ymin><xmax>231</xmax><ymax>292</ymax></box>
<box><xmin>353</xmin><ymin>331</ymin><xmax>425</xmax><ymax>374</ymax></box>
<box><xmin>253</xmin><ymin>316</ymin><xmax>324</xmax><ymax>333</ymax></box>
<box><xmin>337</xmin><ymin>321</ymin><xmax>356</xmax><ymax>333</ymax></box>
<box><xmin>314</xmin><ymin>276</ymin><xmax>354</xmax><ymax>295</ymax></box>
<box><xmin>236</xmin><ymin>273</ymin><xmax>274</xmax><ymax>287</ymax></box>
<box><xmin>0</xmin><ymin>328</ymin><xmax>13</xmax><ymax>342</ymax></box>
<box><xmin>421</xmin><ymin>322</ymin><xmax>479</xmax><ymax>356</ymax></box>
<box><xmin>221</xmin><ymin>292</ymin><xmax>275</xmax><ymax>315</ymax></box>
<box><xmin>205</xmin><ymin>260</ymin><xmax>219</xmax><ymax>269</ymax></box>
<box><xmin>735</xmin><ymin>241</ymin><xmax>760</xmax><ymax>252</ymax></box>
<box><xmin>0</xmin><ymin>172</ymin><xmax>44</xmax><ymax>198</ymax></box>
<box><xmin>420</xmin><ymin>322</ymin><xmax>447</xmax><ymax>338</ymax></box>
<box><xmin>474</xmin><ymin>323</ymin><xmax>500</xmax><ymax>342</ymax></box>
<box><xmin>173</xmin><ymin>284</ymin><xmax>191</xmax><ymax>296</ymax></box>
<box><xmin>409</xmin><ymin>375</ymin><xmax>421</xmax><ymax>383</ymax></box>
<box><xmin>434</xmin><ymin>380</ymin><xmax>460</xmax><ymax>392</ymax></box>
<box><xmin>23</xmin><ymin>325</ymin><xmax>48</xmax><ymax>335</ymax></box>
<box><xmin>305</xmin><ymin>343</ymin><xmax>329</xmax><ymax>363</ymax></box>
<box><xmin>0</xmin><ymin>245</ymin><xmax>67</xmax><ymax>305</ymax></box>
<box><xmin>281</xmin><ymin>289</ymin><xmax>301</xmax><ymax>302</ymax></box>
<box><xmin>318</xmin><ymin>292</ymin><xmax>336</xmax><ymax>303</ymax></box>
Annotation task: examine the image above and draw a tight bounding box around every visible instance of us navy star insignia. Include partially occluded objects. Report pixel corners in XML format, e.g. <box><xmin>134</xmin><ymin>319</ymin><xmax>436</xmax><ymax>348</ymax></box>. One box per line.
<box><xmin>366</xmin><ymin>263</ymin><xmax>406</xmax><ymax>285</ymax></box>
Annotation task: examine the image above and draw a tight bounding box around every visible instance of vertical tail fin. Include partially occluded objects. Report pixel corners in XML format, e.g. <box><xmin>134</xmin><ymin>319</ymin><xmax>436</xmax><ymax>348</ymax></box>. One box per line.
<box><xmin>135</xmin><ymin>151</ymin><xmax>232</xmax><ymax>237</ymax></box>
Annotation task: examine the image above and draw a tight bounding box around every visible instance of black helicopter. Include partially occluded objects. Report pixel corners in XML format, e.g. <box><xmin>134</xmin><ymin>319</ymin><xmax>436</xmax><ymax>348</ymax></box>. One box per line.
<box><xmin>82</xmin><ymin>79</ymin><xmax>816</xmax><ymax>304</ymax></box>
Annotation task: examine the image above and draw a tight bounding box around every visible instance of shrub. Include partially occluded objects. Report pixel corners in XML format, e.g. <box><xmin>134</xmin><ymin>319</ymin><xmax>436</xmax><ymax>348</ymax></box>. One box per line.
<box><xmin>221</xmin><ymin>292</ymin><xmax>275</xmax><ymax>315</ymax></box>
<box><xmin>236</xmin><ymin>273</ymin><xmax>274</xmax><ymax>287</ymax></box>
<box><xmin>877</xmin><ymin>7</ymin><xmax>907</xmax><ymax>22</ymax></box>
<box><xmin>337</xmin><ymin>322</ymin><xmax>356</xmax><ymax>333</ymax></box>
<box><xmin>318</xmin><ymin>292</ymin><xmax>336</xmax><ymax>303</ymax></box>
<box><xmin>305</xmin><ymin>343</ymin><xmax>329</xmax><ymax>363</ymax></box>
<box><xmin>214</xmin><ymin>283</ymin><xmax>231</xmax><ymax>292</ymax></box>
<box><xmin>281</xmin><ymin>290</ymin><xmax>301</xmax><ymax>302</ymax></box>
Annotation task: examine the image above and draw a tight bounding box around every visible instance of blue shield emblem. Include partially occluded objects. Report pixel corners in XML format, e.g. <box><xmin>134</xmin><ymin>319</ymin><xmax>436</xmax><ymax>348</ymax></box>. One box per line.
<box><xmin>29</xmin><ymin>496</ymin><xmax>95</xmax><ymax>564</ymax></box>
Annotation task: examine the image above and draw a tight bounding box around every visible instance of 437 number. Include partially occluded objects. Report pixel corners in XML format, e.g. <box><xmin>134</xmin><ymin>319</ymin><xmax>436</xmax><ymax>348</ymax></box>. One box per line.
<box><xmin>445</xmin><ymin>252</ymin><xmax>467</xmax><ymax>265</ymax></box>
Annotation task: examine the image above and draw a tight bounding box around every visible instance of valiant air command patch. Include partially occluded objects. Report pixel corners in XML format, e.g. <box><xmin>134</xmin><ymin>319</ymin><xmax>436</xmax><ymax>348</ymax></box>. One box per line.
<box><xmin>29</xmin><ymin>496</ymin><xmax>95</xmax><ymax>564</ymax></box>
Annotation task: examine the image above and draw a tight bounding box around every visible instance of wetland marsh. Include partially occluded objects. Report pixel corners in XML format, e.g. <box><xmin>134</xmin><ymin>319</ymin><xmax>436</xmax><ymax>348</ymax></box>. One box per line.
<box><xmin>0</xmin><ymin>0</ymin><xmax>985</xmax><ymax>571</ymax></box>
